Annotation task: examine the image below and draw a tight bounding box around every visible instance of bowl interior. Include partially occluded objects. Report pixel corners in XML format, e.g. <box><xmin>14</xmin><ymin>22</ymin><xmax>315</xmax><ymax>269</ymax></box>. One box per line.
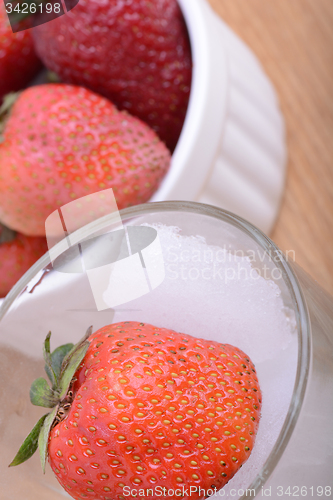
<box><xmin>0</xmin><ymin>201</ymin><xmax>308</xmax><ymax>500</ymax></box>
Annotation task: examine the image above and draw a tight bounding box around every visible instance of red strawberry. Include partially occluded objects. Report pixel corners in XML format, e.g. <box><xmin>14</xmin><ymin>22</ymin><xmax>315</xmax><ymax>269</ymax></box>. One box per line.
<box><xmin>0</xmin><ymin>84</ymin><xmax>171</xmax><ymax>236</ymax></box>
<box><xmin>32</xmin><ymin>0</ymin><xmax>192</xmax><ymax>152</ymax></box>
<box><xmin>10</xmin><ymin>322</ymin><xmax>262</xmax><ymax>500</ymax></box>
<box><xmin>0</xmin><ymin>5</ymin><xmax>42</xmax><ymax>104</ymax></box>
<box><xmin>0</xmin><ymin>222</ymin><xmax>47</xmax><ymax>297</ymax></box>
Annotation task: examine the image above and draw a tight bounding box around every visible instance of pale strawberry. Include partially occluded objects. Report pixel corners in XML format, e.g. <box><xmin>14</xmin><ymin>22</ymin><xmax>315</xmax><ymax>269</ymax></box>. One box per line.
<box><xmin>0</xmin><ymin>84</ymin><xmax>171</xmax><ymax>236</ymax></box>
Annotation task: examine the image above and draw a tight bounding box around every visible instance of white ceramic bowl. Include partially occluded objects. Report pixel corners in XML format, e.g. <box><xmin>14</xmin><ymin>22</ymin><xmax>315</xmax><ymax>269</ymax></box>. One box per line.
<box><xmin>151</xmin><ymin>0</ymin><xmax>287</xmax><ymax>235</ymax></box>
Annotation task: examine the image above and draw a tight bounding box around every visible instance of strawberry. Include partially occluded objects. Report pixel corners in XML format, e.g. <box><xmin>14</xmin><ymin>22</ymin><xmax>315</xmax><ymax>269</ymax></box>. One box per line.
<box><xmin>0</xmin><ymin>4</ymin><xmax>42</xmax><ymax>104</ymax></box>
<box><xmin>10</xmin><ymin>322</ymin><xmax>262</xmax><ymax>500</ymax></box>
<box><xmin>32</xmin><ymin>0</ymin><xmax>192</xmax><ymax>152</ymax></box>
<box><xmin>0</xmin><ymin>222</ymin><xmax>47</xmax><ymax>297</ymax></box>
<box><xmin>0</xmin><ymin>84</ymin><xmax>171</xmax><ymax>236</ymax></box>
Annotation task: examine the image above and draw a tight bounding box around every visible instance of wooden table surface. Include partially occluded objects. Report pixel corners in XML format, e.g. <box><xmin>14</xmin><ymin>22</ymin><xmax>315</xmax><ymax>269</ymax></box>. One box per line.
<box><xmin>208</xmin><ymin>0</ymin><xmax>333</xmax><ymax>295</ymax></box>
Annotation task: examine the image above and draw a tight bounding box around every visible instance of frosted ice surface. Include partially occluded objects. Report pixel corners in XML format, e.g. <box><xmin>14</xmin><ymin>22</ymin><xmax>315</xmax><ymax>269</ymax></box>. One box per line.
<box><xmin>113</xmin><ymin>224</ymin><xmax>298</xmax><ymax>498</ymax></box>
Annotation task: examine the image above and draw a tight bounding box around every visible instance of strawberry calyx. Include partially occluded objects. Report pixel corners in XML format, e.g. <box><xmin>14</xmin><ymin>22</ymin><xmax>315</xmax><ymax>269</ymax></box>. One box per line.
<box><xmin>0</xmin><ymin>222</ymin><xmax>16</xmax><ymax>244</ymax></box>
<box><xmin>9</xmin><ymin>326</ymin><xmax>92</xmax><ymax>471</ymax></box>
<box><xmin>0</xmin><ymin>91</ymin><xmax>20</xmax><ymax>142</ymax></box>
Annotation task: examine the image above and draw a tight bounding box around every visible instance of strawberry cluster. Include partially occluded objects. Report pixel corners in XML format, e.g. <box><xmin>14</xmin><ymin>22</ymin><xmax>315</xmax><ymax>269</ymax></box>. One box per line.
<box><xmin>0</xmin><ymin>0</ymin><xmax>192</xmax><ymax>296</ymax></box>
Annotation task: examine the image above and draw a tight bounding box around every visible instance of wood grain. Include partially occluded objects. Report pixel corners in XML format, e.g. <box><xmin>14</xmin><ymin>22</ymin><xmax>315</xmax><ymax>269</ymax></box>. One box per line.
<box><xmin>208</xmin><ymin>0</ymin><xmax>333</xmax><ymax>295</ymax></box>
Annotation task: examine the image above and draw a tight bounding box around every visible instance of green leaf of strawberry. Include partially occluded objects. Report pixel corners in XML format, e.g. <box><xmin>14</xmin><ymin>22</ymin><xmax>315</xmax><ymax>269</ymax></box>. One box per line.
<box><xmin>59</xmin><ymin>325</ymin><xmax>92</xmax><ymax>379</ymax></box>
<box><xmin>58</xmin><ymin>329</ymin><xmax>91</xmax><ymax>399</ymax></box>
<box><xmin>38</xmin><ymin>407</ymin><xmax>59</xmax><ymax>474</ymax></box>
<box><xmin>9</xmin><ymin>328</ymin><xmax>92</xmax><ymax>470</ymax></box>
<box><xmin>8</xmin><ymin>414</ymin><xmax>48</xmax><ymax>467</ymax></box>
<box><xmin>29</xmin><ymin>377</ymin><xmax>59</xmax><ymax>408</ymax></box>
<box><xmin>44</xmin><ymin>343</ymin><xmax>74</xmax><ymax>386</ymax></box>
<box><xmin>43</xmin><ymin>331</ymin><xmax>57</xmax><ymax>388</ymax></box>
<box><xmin>0</xmin><ymin>4</ymin><xmax>42</xmax><ymax>104</ymax></box>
